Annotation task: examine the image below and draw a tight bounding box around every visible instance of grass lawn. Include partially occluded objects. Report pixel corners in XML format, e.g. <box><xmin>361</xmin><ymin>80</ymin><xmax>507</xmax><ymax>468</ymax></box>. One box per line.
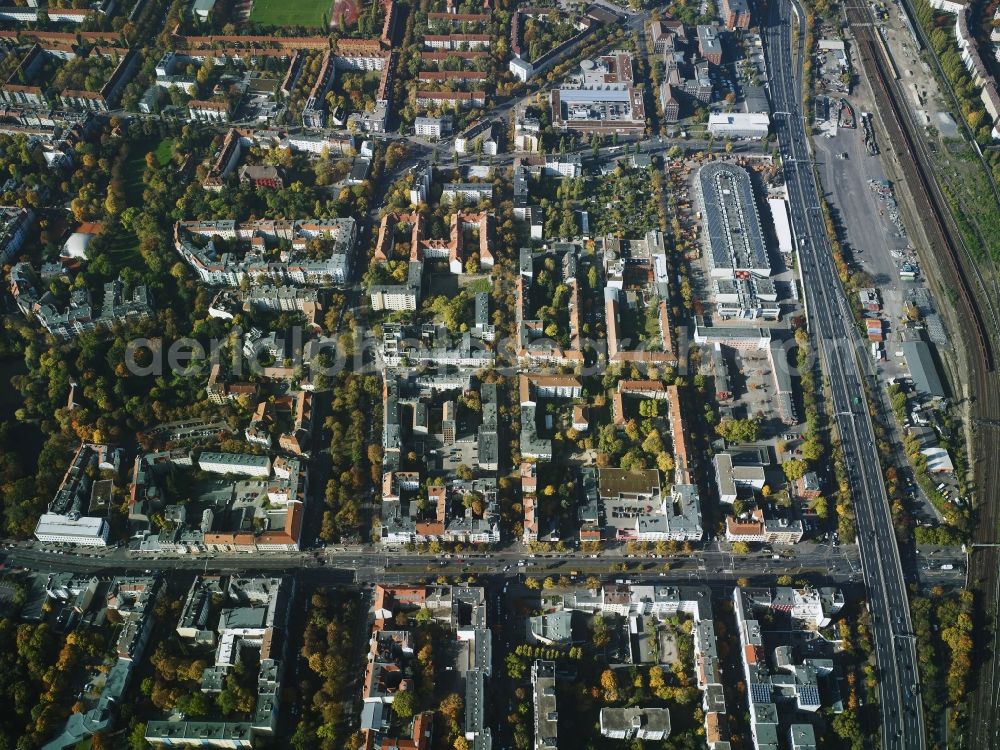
<box><xmin>462</xmin><ymin>277</ymin><xmax>492</xmax><ymax>294</ymax></box>
<box><xmin>122</xmin><ymin>137</ymin><xmax>174</xmax><ymax>207</ymax></box>
<box><xmin>102</xmin><ymin>227</ymin><xmax>142</xmax><ymax>270</ymax></box>
<box><xmin>153</xmin><ymin>137</ymin><xmax>175</xmax><ymax>167</ymax></box>
<box><xmin>249</xmin><ymin>0</ymin><xmax>330</xmax><ymax>27</ymax></box>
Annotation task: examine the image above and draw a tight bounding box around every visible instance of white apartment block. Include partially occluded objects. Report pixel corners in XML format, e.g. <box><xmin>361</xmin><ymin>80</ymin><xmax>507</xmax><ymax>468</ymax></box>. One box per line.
<box><xmin>371</xmin><ymin>286</ymin><xmax>419</xmax><ymax>311</ymax></box>
<box><xmin>34</xmin><ymin>513</ymin><xmax>109</xmax><ymax>546</ymax></box>
<box><xmin>414</xmin><ymin>116</ymin><xmax>452</xmax><ymax>138</ymax></box>
<box><xmin>198</xmin><ymin>452</ymin><xmax>272</xmax><ymax>477</ymax></box>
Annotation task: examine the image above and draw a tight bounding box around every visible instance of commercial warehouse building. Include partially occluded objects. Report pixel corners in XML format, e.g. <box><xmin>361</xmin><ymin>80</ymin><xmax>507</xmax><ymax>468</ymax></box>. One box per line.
<box><xmin>768</xmin><ymin>198</ymin><xmax>793</xmax><ymax>254</ymax></box>
<box><xmin>699</xmin><ymin>162</ymin><xmax>771</xmax><ymax>279</ymax></box>
<box><xmin>707</xmin><ymin>112</ymin><xmax>770</xmax><ymax>139</ymax></box>
<box><xmin>902</xmin><ymin>340</ymin><xmax>946</xmax><ymax>399</ymax></box>
<box><xmin>551</xmin><ymin>87</ymin><xmax>646</xmax><ymax>134</ymax></box>
<box><xmin>550</xmin><ymin>54</ymin><xmax>646</xmax><ymax>135</ymax></box>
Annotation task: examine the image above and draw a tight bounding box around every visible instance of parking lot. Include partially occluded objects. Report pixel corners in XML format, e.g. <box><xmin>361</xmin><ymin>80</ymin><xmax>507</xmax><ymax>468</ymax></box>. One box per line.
<box><xmin>730</xmin><ymin>349</ymin><xmax>778</xmax><ymax>421</ymax></box>
<box><xmin>813</xmin><ymin>114</ymin><xmax>950</xmax><ymax>385</ymax></box>
<box><xmin>426</xmin><ymin>437</ymin><xmax>479</xmax><ymax>473</ymax></box>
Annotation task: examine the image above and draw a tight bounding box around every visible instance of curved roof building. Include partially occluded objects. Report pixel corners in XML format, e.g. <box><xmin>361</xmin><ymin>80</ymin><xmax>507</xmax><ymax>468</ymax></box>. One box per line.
<box><xmin>698</xmin><ymin>162</ymin><xmax>771</xmax><ymax>279</ymax></box>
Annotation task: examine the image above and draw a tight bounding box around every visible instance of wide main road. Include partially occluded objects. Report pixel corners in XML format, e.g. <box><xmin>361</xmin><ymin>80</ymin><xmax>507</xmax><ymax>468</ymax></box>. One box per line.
<box><xmin>763</xmin><ymin>1</ymin><xmax>925</xmax><ymax>748</ymax></box>
<box><xmin>5</xmin><ymin>542</ymin><xmax>862</xmax><ymax>579</ymax></box>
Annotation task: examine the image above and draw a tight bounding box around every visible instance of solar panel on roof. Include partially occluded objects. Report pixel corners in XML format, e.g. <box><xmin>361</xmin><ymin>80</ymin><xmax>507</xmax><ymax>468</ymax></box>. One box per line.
<box><xmin>751</xmin><ymin>682</ymin><xmax>774</xmax><ymax>704</ymax></box>
<box><xmin>797</xmin><ymin>685</ymin><xmax>821</xmax><ymax>706</ymax></box>
<box><xmin>699</xmin><ymin>162</ymin><xmax>771</xmax><ymax>276</ymax></box>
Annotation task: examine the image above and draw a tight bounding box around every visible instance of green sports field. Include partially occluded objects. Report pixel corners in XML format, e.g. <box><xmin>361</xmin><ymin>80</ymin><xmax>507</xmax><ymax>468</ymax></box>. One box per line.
<box><xmin>249</xmin><ymin>0</ymin><xmax>330</xmax><ymax>27</ymax></box>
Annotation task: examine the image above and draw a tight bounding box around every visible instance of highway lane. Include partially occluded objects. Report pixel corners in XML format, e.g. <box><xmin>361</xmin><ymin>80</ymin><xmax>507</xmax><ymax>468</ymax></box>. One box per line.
<box><xmin>763</xmin><ymin>1</ymin><xmax>925</xmax><ymax>748</ymax></box>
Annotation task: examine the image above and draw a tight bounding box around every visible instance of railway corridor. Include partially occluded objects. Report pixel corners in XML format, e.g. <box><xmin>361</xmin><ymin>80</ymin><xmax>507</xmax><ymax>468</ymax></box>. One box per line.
<box><xmin>838</xmin><ymin>0</ymin><xmax>1000</xmax><ymax>746</ymax></box>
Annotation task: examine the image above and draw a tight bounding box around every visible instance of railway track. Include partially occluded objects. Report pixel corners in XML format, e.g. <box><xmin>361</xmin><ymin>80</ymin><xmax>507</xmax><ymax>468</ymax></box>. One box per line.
<box><xmin>844</xmin><ymin>0</ymin><xmax>995</xmax><ymax>369</ymax></box>
<box><xmin>842</xmin><ymin>0</ymin><xmax>1000</xmax><ymax>745</ymax></box>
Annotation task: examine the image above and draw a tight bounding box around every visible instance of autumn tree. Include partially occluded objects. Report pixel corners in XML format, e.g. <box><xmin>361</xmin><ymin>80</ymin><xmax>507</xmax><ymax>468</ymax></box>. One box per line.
<box><xmin>782</xmin><ymin>458</ymin><xmax>808</xmax><ymax>481</ymax></box>
<box><xmin>439</xmin><ymin>692</ymin><xmax>464</xmax><ymax>723</ymax></box>
<box><xmin>715</xmin><ymin>417</ymin><xmax>760</xmax><ymax>443</ymax></box>
<box><xmin>393</xmin><ymin>689</ymin><xmax>417</xmax><ymax>720</ymax></box>
<box><xmin>600</xmin><ymin>669</ymin><xmax>619</xmax><ymax>703</ymax></box>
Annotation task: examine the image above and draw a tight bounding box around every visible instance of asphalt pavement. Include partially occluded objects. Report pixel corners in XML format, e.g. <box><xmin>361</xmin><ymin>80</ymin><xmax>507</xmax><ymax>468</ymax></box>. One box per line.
<box><xmin>763</xmin><ymin>0</ymin><xmax>926</xmax><ymax>747</ymax></box>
